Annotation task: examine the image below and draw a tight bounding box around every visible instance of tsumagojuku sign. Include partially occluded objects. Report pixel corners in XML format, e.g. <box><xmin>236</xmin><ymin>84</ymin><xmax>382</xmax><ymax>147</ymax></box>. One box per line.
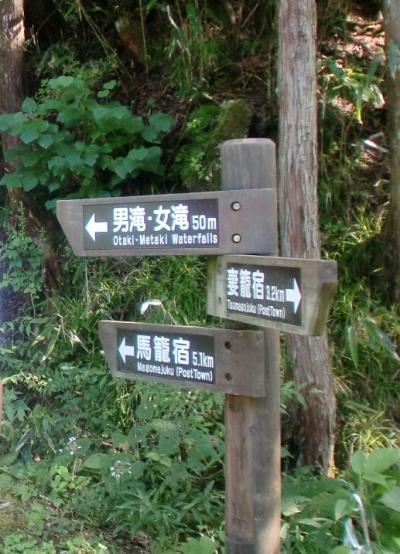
<box><xmin>56</xmin><ymin>189</ymin><xmax>276</xmax><ymax>257</ymax></box>
<box><xmin>207</xmin><ymin>255</ymin><xmax>337</xmax><ymax>335</ymax></box>
<box><xmin>98</xmin><ymin>321</ymin><xmax>267</xmax><ymax>397</ymax></box>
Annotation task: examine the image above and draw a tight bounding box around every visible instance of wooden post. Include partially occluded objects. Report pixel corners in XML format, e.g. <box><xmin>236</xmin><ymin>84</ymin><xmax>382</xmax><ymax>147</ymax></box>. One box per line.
<box><xmin>220</xmin><ymin>139</ymin><xmax>281</xmax><ymax>553</ymax></box>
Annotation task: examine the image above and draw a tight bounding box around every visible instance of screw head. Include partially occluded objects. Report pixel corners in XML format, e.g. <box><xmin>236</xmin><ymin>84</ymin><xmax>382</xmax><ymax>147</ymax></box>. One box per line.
<box><xmin>231</xmin><ymin>201</ymin><xmax>241</xmax><ymax>211</ymax></box>
<box><xmin>232</xmin><ymin>234</ymin><xmax>241</xmax><ymax>244</ymax></box>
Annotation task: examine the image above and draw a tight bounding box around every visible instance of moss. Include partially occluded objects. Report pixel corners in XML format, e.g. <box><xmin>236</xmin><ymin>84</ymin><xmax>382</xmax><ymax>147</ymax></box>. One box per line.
<box><xmin>213</xmin><ymin>99</ymin><xmax>252</xmax><ymax>145</ymax></box>
<box><xmin>174</xmin><ymin>99</ymin><xmax>252</xmax><ymax>191</ymax></box>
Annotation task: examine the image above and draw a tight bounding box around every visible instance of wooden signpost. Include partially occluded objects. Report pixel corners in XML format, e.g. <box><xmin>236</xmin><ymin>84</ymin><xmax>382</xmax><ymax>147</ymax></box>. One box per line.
<box><xmin>56</xmin><ymin>189</ymin><xmax>276</xmax><ymax>257</ymax></box>
<box><xmin>208</xmin><ymin>255</ymin><xmax>337</xmax><ymax>335</ymax></box>
<box><xmin>57</xmin><ymin>138</ymin><xmax>337</xmax><ymax>554</ymax></box>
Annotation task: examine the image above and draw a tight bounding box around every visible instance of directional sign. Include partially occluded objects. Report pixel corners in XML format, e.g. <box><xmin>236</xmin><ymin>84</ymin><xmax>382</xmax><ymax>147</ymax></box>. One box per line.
<box><xmin>207</xmin><ymin>255</ymin><xmax>337</xmax><ymax>335</ymax></box>
<box><xmin>98</xmin><ymin>321</ymin><xmax>266</xmax><ymax>397</ymax></box>
<box><xmin>56</xmin><ymin>189</ymin><xmax>276</xmax><ymax>257</ymax></box>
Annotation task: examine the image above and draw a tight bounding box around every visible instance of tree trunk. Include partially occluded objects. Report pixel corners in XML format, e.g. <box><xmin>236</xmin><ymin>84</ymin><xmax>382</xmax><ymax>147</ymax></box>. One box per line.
<box><xmin>278</xmin><ymin>0</ymin><xmax>336</xmax><ymax>472</ymax></box>
<box><xmin>383</xmin><ymin>0</ymin><xmax>400</xmax><ymax>308</ymax></box>
<box><xmin>0</xmin><ymin>0</ymin><xmax>26</xmax><ymax>211</ymax></box>
<box><xmin>0</xmin><ymin>2</ymin><xmax>60</xmax><ymax>293</ymax></box>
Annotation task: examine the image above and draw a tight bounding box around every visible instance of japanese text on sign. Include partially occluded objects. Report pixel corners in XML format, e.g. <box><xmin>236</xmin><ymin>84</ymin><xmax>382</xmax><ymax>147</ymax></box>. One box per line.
<box><xmin>117</xmin><ymin>330</ymin><xmax>216</xmax><ymax>384</ymax></box>
<box><xmin>83</xmin><ymin>199</ymin><xmax>219</xmax><ymax>250</ymax></box>
<box><xmin>226</xmin><ymin>263</ymin><xmax>302</xmax><ymax>325</ymax></box>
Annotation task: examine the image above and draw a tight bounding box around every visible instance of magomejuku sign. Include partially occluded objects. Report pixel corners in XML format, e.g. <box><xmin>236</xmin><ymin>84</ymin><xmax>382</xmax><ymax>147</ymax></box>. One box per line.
<box><xmin>98</xmin><ymin>321</ymin><xmax>267</xmax><ymax>397</ymax></box>
<box><xmin>117</xmin><ymin>328</ymin><xmax>216</xmax><ymax>384</ymax></box>
<box><xmin>208</xmin><ymin>255</ymin><xmax>337</xmax><ymax>335</ymax></box>
<box><xmin>56</xmin><ymin>189</ymin><xmax>277</xmax><ymax>257</ymax></box>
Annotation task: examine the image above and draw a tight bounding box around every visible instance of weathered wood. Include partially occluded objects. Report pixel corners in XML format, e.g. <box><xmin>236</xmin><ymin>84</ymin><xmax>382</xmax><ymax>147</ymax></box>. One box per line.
<box><xmin>56</xmin><ymin>189</ymin><xmax>276</xmax><ymax>257</ymax></box>
<box><xmin>218</xmin><ymin>139</ymin><xmax>281</xmax><ymax>554</ymax></box>
<box><xmin>384</xmin><ymin>0</ymin><xmax>400</xmax><ymax>308</ymax></box>
<box><xmin>278</xmin><ymin>0</ymin><xmax>336</xmax><ymax>471</ymax></box>
<box><xmin>208</xmin><ymin>255</ymin><xmax>337</xmax><ymax>335</ymax></box>
<box><xmin>98</xmin><ymin>321</ymin><xmax>266</xmax><ymax>397</ymax></box>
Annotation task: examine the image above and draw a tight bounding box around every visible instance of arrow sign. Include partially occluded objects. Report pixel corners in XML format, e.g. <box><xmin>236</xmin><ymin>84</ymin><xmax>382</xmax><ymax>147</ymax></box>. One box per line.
<box><xmin>98</xmin><ymin>321</ymin><xmax>267</xmax><ymax>397</ymax></box>
<box><xmin>207</xmin><ymin>255</ymin><xmax>337</xmax><ymax>336</ymax></box>
<box><xmin>85</xmin><ymin>214</ymin><xmax>108</xmax><ymax>241</ymax></box>
<box><xmin>285</xmin><ymin>278</ymin><xmax>301</xmax><ymax>313</ymax></box>
<box><xmin>56</xmin><ymin>189</ymin><xmax>276</xmax><ymax>257</ymax></box>
<box><xmin>118</xmin><ymin>337</ymin><xmax>135</xmax><ymax>364</ymax></box>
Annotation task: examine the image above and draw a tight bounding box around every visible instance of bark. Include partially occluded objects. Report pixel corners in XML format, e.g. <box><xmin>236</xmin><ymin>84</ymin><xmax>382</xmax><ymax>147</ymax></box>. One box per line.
<box><xmin>0</xmin><ymin>0</ymin><xmax>26</xmax><ymax>210</ymax></box>
<box><xmin>0</xmin><ymin>0</ymin><xmax>24</xmax><ymax>114</ymax></box>
<box><xmin>384</xmin><ymin>0</ymin><xmax>400</xmax><ymax>308</ymax></box>
<box><xmin>278</xmin><ymin>0</ymin><xmax>336</xmax><ymax>471</ymax></box>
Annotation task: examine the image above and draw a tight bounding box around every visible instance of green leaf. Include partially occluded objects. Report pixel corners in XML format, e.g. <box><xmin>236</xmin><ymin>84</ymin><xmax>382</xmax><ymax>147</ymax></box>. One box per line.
<box><xmin>142</xmin><ymin>112</ymin><xmax>174</xmax><ymax>142</ymax></box>
<box><xmin>380</xmin><ymin>487</ymin><xmax>400</xmax><ymax>512</ymax></box>
<box><xmin>48</xmin><ymin>156</ymin><xmax>67</xmax><ymax>171</ymax></box>
<box><xmin>21</xmin><ymin>151</ymin><xmax>43</xmax><ymax>168</ymax></box>
<box><xmin>1</xmin><ymin>173</ymin><xmax>21</xmax><ymax>187</ymax></box>
<box><xmin>0</xmin><ymin>114</ymin><xmax>13</xmax><ymax>131</ymax></box>
<box><xmin>27</xmin><ymin>119</ymin><xmax>49</xmax><ymax>133</ymax></box>
<box><xmin>130</xmin><ymin>461</ymin><xmax>145</xmax><ymax>479</ymax></box>
<box><xmin>363</xmin><ymin>472</ymin><xmax>387</xmax><ymax>486</ymax></box>
<box><xmin>38</xmin><ymin>134</ymin><xmax>55</xmax><ymax>149</ymax></box>
<box><xmin>84</xmin><ymin>453</ymin><xmax>111</xmax><ymax>470</ymax></box>
<box><xmin>281</xmin><ymin>494</ymin><xmax>307</xmax><ymax>516</ymax></box>
<box><xmin>350</xmin><ymin>450</ymin><xmax>366</xmax><ymax>476</ymax></box>
<box><xmin>21</xmin><ymin>130</ymin><xmax>39</xmax><ymax>144</ymax></box>
<box><xmin>65</xmin><ymin>152</ymin><xmax>82</xmax><ymax>169</ymax></box>
<box><xmin>38</xmin><ymin>99</ymin><xmax>61</xmax><ymax>114</ymax></box>
<box><xmin>135</xmin><ymin>400</ymin><xmax>155</xmax><ymax>420</ymax></box>
<box><xmin>334</xmin><ymin>498</ymin><xmax>350</xmax><ymax>521</ymax></box>
<box><xmin>45</xmin><ymin>199</ymin><xmax>57</xmax><ymax>210</ymax></box>
<box><xmin>57</xmin><ymin>106</ymin><xmax>83</xmax><ymax>125</ymax></box>
<box><xmin>365</xmin><ymin>448</ymin><xmax>400</xmax><ymax>476</ymax></box>
<box><xmin>149</xmin><ymin>112</ymin><xmax>175</xmax><ymax>132</ymax></box>
<box><xmin>91</xmin><ymin>106</ymin><xmax>109</xmax><ymax>122</ymax></box>
<box><xmin>21</xmin><ymin>174</ymin><xmax>39</xmax><ymax>192</ymax></box>
<box><xmin>0</xmin><ymin>452</ymin><xmax>18</xmax><ymax>466</ymax></box>
<box><xmin>127</xmin><ymin>147</ymin><xmax>150</xmax><ymax>163</ymax></box>
<box><xmin>103</xmin><ymin>80</ymin><xmax>117</xmax><ymax>90</ymax></box>
<box><xmin>155</xmin><ymin>422</ymin><xmax>180</xmax><ymax>456</ymax></box>
<box><xmin>82</xmin><ymin>152</ymin><xmax>98</xmax><ymax>167</ymax></box>
<box><xmin>48</xmin><ymin>75</ymin><xmax>74</xmax><ymax>89</ymax></box>
<box><xmin>126</xmin><ymin>116</ymin><xmax>145</xmax><ymax>134</ymax></box>
<box><xmin>48</xmin><ymin>182</ymin><xmax>60</xmax><ymax>193</ymax></box>
<box><xmin>112</xmin><ymin>157</ymin><xmax>129</xmax><ymax>179</ymax></box>
<box><xmin>146</xmin><ymin>451</ymin><xmax>172</xmax><ymax>467</ymax></box>
<box><xmin>362</xmin><ymin>318</ymin><xmax>400</xmax><ymax>362</ymax></box>
<box><xmin>21</xmin><ymin>97</ymin><xmax>37</xmax><ymax>113</ymax></box>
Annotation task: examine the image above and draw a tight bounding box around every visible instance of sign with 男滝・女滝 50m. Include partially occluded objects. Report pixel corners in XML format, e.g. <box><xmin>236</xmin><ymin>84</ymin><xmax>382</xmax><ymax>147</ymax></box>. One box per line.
<box><xmin>83</xmin><ymin>198</ymin><xmax>219</xmax><ymax>250</ymax></box>
<box><xmin>56</xmin><ymin>189</ymin><xmax>277</xmax><ymax>257</ymax></box>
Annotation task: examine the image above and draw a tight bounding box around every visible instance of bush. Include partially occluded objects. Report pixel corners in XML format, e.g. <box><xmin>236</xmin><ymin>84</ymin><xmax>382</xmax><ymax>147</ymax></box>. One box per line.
<box><xmin>0</xmin><ymin>76</ymin><xmax>174</xmax><ymax>209</ymax></box>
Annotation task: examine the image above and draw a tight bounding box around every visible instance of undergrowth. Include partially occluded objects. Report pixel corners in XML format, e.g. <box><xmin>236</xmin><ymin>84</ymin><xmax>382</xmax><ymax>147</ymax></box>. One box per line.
<box><xmin>0</xmin><ymin>218</ymin><xmax>224</xmax><ymax>552</ymax></box>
